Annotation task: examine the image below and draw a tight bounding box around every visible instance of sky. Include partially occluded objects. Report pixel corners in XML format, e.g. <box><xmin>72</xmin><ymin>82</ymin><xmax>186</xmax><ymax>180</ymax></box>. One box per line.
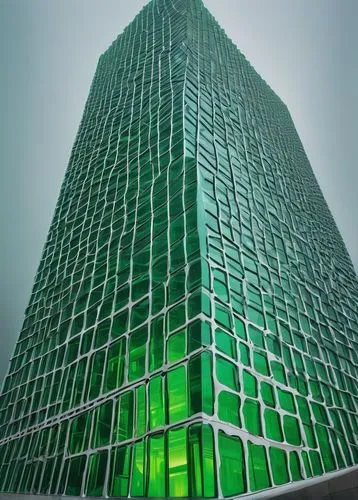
<box><xmin>0</xmin><ymin>0</ymin><xmax>357</xmax><ymax>385</ymax></box>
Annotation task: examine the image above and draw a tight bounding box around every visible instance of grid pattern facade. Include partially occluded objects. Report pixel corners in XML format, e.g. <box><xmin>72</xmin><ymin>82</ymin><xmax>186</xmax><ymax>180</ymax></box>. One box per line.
<box><xmin>1</xmin><ymin>0</ymin><xmax>358</xmax><ymax>497</ymax></box>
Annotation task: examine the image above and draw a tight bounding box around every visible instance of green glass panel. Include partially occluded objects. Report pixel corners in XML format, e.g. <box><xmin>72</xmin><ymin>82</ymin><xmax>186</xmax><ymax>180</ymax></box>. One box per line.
<box><xmin>277</xmin><ymin>388</ymin><xmax>296</xmax><ymax>414</ymax></box>
<box><xmin>248</xmin><ymin>442</ymin><xmax>271</xmax><ymax>492</ymax></box>
<box><xmin>297</xmin><ymin>396</ymin><xmax>311</xmax><ymax>423</ymax></box>
<box><xmin>69</xmin><ymin>412</ymin><xmax>92</xmax><ymax>454</ymax></box>
<box><xmin>280</xmin><ymin>323</ymin><xmax>292</xmax><ymax>344</ymax></box>
<box><xmin>264</xmin><ymin>409</ymin><xmax>283</xmax><ymax>442</ymax></box>
<box><xmin>130</xmin><ymin>297</ymin><xmax>149</xmax><ymax>329</ymax></box>
<box><xmin>10</xmin><ymin>459</ymin><xmax>26</xmax><ymax>493</ymax></box>
<box><xmin>310</xmin><ymin>450</ymin><xmax>324</xmax><ymax>476</ymax></box>
<box><xmin>188</xmin><ymin>319</ymin><xmax>212</xmax><ymax>352</ymax></box>
<box><xmin>104</xmin><ymin>338</ymin><xmax>125</xmax><ymax>393</ymax></box>
<box><xmin>261</xmin><ymin>382</ymin><xmax>276</xmax><ymax>407</ymax></box>
<box><xmin>218</xmin><ymin>391</ymin><xmax>241</xmax><ymax>427</ymax></box>
<box><xmin>215</xmin><ymin>303</ymin><xmax>232</xmax><ymax>329</ymax></box>
<box><xmin>215</xmin><ymin>329</ymin><xmax>237</xmax><ymax>360</ymax></box>
<box><xmin>329</xmin><ymin>429</ymin><xmax>345</xmax><ymax>469</ymax></box>
<box><xmin>216</xmin><ymin>355</ymin><xmax>239</xmax><ymax>392</ymax></box>
<box><xmin>269</xmin><ymin>448</ymin><xmax>289</xmax><ymax>485</ymax></box>
<box><xmin>303</xmin><ymin>424</ymin><xmax>317</xmax><ymax>448</ymax></box>
<box><xmin>111</xmin><ymin>309</ymin><xmax>128</xmax><ymax>339</ymax></box>
<box><xmin>168</xmin><ymin>270</ymin><xmax>185</xmax><ymax>305</ymax></box>
<box><xmin>92</xmin><ymin>400</ymin><xmax>113</xmax><ymax>448</ymax></box>
<box><xmin>169</xmin><ymin>301</ymin><xmax>186</xmax><ymax>331</ymax></box>
<box><xmin>134</xmin><ymin>385</ymin><xmax>146</xmax><ymax>437</ymax></box>
<box><xmin>94</xmin><ymin>319</ymin><xmax>110</xmax><ymax>349</ymax></box>
<box><xmin>71</xmin><ymin>358</ymin><xmax>87</xmax><ymax>407</ymax></box>
<box><xmin>266</xmin><ymin>334</ymin><xmax>281</xmax><ymax>357</ymax></box>
<box><xmin>302</xmin><ymin>451</ymin><xmax>313</xmax><ymax>478</ymax></box>
<box><xmin>189</xmin><ymin>424</ymin><xmax>216</xmax><ymax>498</ymax></box>
<box><xmin>189</xmin><ymin>352</ymin><xmax>214</xmax><ymax>416</ymax></box>
<box><xmin>109</xmin><ymin>446</ymin><xmax>131</xmax><ymax>497</ymax></box>
<box><xmin>283</xmin><ymin>415</ymin><xmax>301</xmax><ymax>446</ymax></box>
<box><xmin>253</xmin><ymin>351</ymin><xmax>270</xmax><ymax>376</ymax></box>
<box><xmin>149</xmin><ymin>316</ymin><xmax>164</xmax><ymax>371</ymax></box>
<box><xmin>57</xmin><ymin>459</ymin><xmax>69</xmax><ymax>495</ymax></box>
<box><xmin>149</xmin><ymin>375</ymin><xmax>165</xmax><ymax>429</ymax></box>
<box><xmin>337</xmin><ymin>433</ymin><xmax>353</xmax><ymax>467</ymax></box>
<box><xmin>167</xmin><ymin>330</ymin><xmax>186</xmax><ymax>363</ymax></box>
<box><xmin>65</xmin><ymin>455</ymin><xmax>86</xmax><ymax>496</ymax></box>
<box><xmin>248</xmin><ymin>324</ymin><xmax>264</xmax><ymax>348</ymax></box>
<box><xmin>270</xmin><ymin>361</ymin><xmax>286</xmax><ymax>384</ymax></box>
<box><xmin>289</xmin><ymin>451</ymin><xmax>303</xmax><ymax>481</ymax></box>
<box><xmin>168</xmin><ymin>427</ymin><xmax>188</xmax><ymax>497</ymax></box>
<box><xmin>243</xmin><ymin>370</ymin><xmax>258</xmax><ymax>398</ymax></box>
<box><xmin>315</xmin><ymin>424</ymin><xmax>336</xmax><ymax>472</ymax></box>
<box><xmin>62</xmin><ymin>363</ymin><xmax>76</xmax><ymax>412</ymax></box>
<box><xmin>234</xmin><ymin>317</ymin><xmax>247</xmax><ymax>340</ymax></box>
<box><xmin>239</xmin><ymin>342</ymin><xmax>250</xmax><ymax>366</ymax></box>
<box><xmin>202</xmin><ymin>292</ymin><xmax>212</xmax><ymax>318</ymax></box>
<box><xmin>219</xmin><ymin>431</ymin><xmax>246</xmax><ymax>496</ymax></box>
<box><xmin>168</xmin><ymin>365</ymin><xmax>188</xmax><ymax>423</ymax></box>
<box><xmin>148</xmin><ymin>433</ymin><xmax>166</xmax><ymax>497</ymax></box>
<box><xmin>247</xmin><ymin>306</ymin><xmax>265</xmax><ymax>328</ymax></box>
<box><xmin>58</xmin><ymin>421</ymin><xmax>69</xmax><ymax>453</ymax></box>
<box><xmin>128</xmin><ymin>326</ymin><xmax>147</xmax><ymax>381</ymax></box>
<box><xmin>85</xmin><ymin>451</ymin><xmax>108</xmax><ymax>497</ymax></box>
<box><xmin>65</xmin><ymin>338</ymin><xmax>80</xmax><ymax>364</ymax></box>
<box><xmin>243</xmin><ymin>399</ymin><xmax>262</xmax><ymax>436</ymax></box>
<box><xmin>87</xmin><ymin>349</ymin><xmax>105</xmax><ymax>401</ymax></box>
<box><xmin>39</xmin><ymin>457</ymin><xmax>55</xmax><ymax>494</ymax></box>
<box><xmin>117</xmin><ymin>391</ymin><xmax>134</xmax><ymax>442</ymax></box>
<box><xmin>151</xmin><ymin>284</ymin><xmax>165</xmax><ymax>315</ymax></box>
<box><xmin>130</xmin><ymin>441</ymin><xmax>145</xmax><ymax>497</ymax></box>
<box><xmin>213</xmin><ymin>269</ymin><xmax>229</xmax><ymax>302</ymax></box>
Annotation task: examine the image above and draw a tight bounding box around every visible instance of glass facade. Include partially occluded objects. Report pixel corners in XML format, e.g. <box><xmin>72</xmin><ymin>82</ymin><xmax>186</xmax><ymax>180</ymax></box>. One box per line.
<box><xmin>1</xmin><ymin>0</ymin><xmax>358</xmax><ymax>497</ymax></box>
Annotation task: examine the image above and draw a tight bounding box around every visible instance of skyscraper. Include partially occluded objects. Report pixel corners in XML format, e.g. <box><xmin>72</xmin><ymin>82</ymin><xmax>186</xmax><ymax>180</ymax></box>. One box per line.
<box><xmin>1</xmin><ymin>0</ymin><xmax>357</xmax><ymax>497</ymax></box>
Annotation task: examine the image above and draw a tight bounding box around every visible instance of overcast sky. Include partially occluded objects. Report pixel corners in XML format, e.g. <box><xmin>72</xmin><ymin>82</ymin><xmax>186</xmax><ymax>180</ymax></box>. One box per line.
<box><xmin>0</xmin><ymin>0</ymin><xmax>357</xmax><ymax>385</ymax></box>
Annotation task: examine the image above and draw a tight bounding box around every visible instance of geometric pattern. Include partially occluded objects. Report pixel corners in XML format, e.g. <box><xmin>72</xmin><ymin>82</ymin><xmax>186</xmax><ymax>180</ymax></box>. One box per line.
<box><xmin>1</xmin><ymin>0</ymin><xmax>358</xmax><ymax>497</ymax></box>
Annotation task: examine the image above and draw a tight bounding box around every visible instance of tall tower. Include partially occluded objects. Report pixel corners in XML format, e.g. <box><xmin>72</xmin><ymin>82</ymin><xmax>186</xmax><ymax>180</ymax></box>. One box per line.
<box><xmin>1</xmin><ymin>0</ymin><xmax>358</xmax><ymax>498</ymax></box>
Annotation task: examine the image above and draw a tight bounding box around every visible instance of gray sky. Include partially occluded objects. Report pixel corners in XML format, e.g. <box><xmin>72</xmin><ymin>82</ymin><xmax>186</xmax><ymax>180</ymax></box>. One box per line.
<box><xmin>0</xmin><ymin>0</ymin><xmax>357</xmax><ymax>385</ymax></box>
